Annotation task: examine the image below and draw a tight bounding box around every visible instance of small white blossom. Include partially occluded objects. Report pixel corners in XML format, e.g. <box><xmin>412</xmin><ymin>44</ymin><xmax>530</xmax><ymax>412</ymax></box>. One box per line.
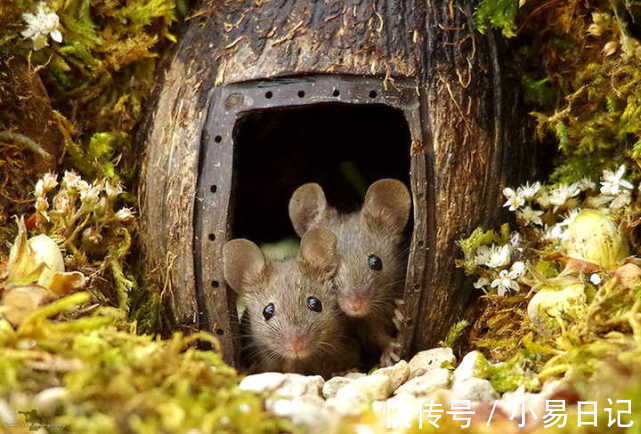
<box><xmin>544</xmin><ymin>224</ymin><xmax>566</xmax><ymax>241</ymax></box>
<box><xmin>517</xmin><ymin>206</ymin><xmax>544</xmax><ymax>226</ymax></box>
<box><xmin>535</xmin><ymin>189</ymin><xmax>552</xmax><ymax>209</ymax></box>
<box><xmin>105</xmin><ymin>181</ymin><xmax>124</xmax><ymax>199</ymax></box>
<box><xmin>21</xmin><ymin>3</ymin><xmax>63</xmax><ymax>51</ymax></box>
<box><xmin>574</xmin><ymin>177</ymin><xmax>596</xmax><ymax>192</ymax></box>
<box><xmin>548</xmin><ymin>183</ymin><xmax>581</xmax><ymax>207</ymax></box>
<box><xmin>491</xmin><ymin>269</ymin><xmax>520</xmax><ymax>296</ymax></box>
<box><xmin>473</xmin><ymin>245</ymin><xmax>492</xmax><ymax>266</ymax></box>
<box><xmin>609</xmin><ymin>190</ymin><xmax>632</xmax><ymax>209</ymax></box>
<box><xmin>517</xmin><ymin>181</ymin><xmax>541</xmax><ymax>200</ymax></box>
<box><xmin>503</xmin><ymin>187</ymin><xmax>525</xmax><ymax>211</ymax></box>
<box><xmin>62</xmin><ymin>171</ymin><xmax>81</xmax><ymax>188</ymax></box>
<box><xmin>115</xmin><ymin>207</ymin><xmax>134</xmax><ymax>222</ymax></box>
<box><xmin>485</xmin><ymin>245</ymin><xmax>512</xmax><ymax>269</ymax></box>
<box><xmin>35</xmin><ymin>196</ymin><xmax>48</xmax><ymax>213</ymax></box>
<box><xmin>474</xmin><ymin>277</ymin><xmax>490</xmax><ymax>293</ymax></box>
<box><xmin>53</xmin><ymin>192</ymin><xmax>70</xmax><ymax>212</ymax></box>
<box><xmin>584</xmin><ymin>194</ymin><xmax>615</xmax><ymax>208</ymax></box>
<box><xmin>80</xmin><ymin>185</ymin><xmax>101</xmax><ymax>205</ymax></box>
<box><xmin>590</xmin><ymin>273</ymin><xmax>602</xmax><ymax>285</ymax></box>
<box><xmin>509</xmin><ymin>261</ymin><xmax>526</xmax><ymax>278</ymax></box>
<box><xmin>43</xmin><ymin>172</ymin><xmax>57</xmax><ymax>189</ymax></box>
<box><xmin>34</xmin><ymin>179</ymin><xmax>45</xmax><ymax>197</ymax></box>
<box><xmin>509</xmin><ymin>232</ymin><xmax>521</xmax><ymax>247</ymax></box>
<box><xmin>600</xmin><ymin>165</ymin><xmax>633</xmax><ymax>196</ymax></box>
<box><xmin>559</xmin><ymin>208</ymin><xmax>581</xmax><ymax>228</ymax></box>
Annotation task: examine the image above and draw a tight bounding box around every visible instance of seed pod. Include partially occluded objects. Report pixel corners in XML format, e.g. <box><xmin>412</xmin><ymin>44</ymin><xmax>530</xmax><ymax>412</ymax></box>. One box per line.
<box><xmin>562</xmin><ymin>210</ymin><xmax>629</xmax><ymax>269</ymax></box>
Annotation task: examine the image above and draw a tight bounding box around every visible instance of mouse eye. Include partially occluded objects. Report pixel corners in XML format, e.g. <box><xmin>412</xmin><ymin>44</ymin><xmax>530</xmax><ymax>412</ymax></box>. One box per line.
<box><xmin>262</xmin><ymin>303</ymin><xmax>275</xmax><ymax>320</ymax></box>
<box><xmin>368</xmin><ymin>255</ymin><xmax>382</xmax><ymax>271</ymax></box>
<box><xmin>306</xmin><ymin>296</ymin><xmax>322</xmax><ymax>312</ymax></box>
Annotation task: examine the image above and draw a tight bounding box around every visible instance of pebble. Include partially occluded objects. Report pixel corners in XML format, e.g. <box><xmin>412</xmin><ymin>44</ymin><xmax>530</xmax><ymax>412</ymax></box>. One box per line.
<box><xmin>322</xmin><ymin>376</ymin><xmax>353</xmax><ymax>399</ymax></box>
<box><xmin>452</xmin><ymin>351</ymin><xmax>489</xmax><ymax>385</ymax></box>
<box><xmin>239</xmin><ymin>373</ymin><xmax>323</xmax><ymax>398</ymax></box>
<box><xmin>408</xmin><ymin>348</ymin><xmax>456</xmax><ymax>379</ymax></box>
<box><xmin>451</xmin><ymin>378</ymin><xmax>498</xmax><ymax>402</ymax></box>
<box><xmin>325</xmin><ymin>374</ymin><xmax>392</xmax><ymax>416</ymax></box>
<box><xmin>371</xmin><ymin>360</ymin><xmax>410</xmax><ymax>391</ymax></box>
<box><xmin>239</xmin><ymin>373</ymin><xmax>286</xmax><ymax>394</ymax></box>
<box><xmin>394</xmin><ymin>368</ymin><xmax>450</xmax><ymax>397</ymax></box>
<box><xmin>267</xmin><ymin>396</ymin><xmax>331</xmax><ymax>431</ymax></box>
<box><xmin>339</xmin><ymin>374</ymin><xmax>391</xmax><ymax>401</ymax></box>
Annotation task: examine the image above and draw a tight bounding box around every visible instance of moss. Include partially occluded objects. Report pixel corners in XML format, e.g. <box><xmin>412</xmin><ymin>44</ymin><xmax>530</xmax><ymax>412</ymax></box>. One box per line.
<box><xmin>1</xmin><ymin>293</ymin><xmax>293</xmax><ymax>433</ymax></box>
<box><xmin>440</xmin><ymin>320</ymin><xmax>470</xmax><ymax>348</ymax></box>
<box><xmin>474</xmin><ymin>0</ymin><xmax>519</xmax><ymax>38</ymax></box>
<box><xmin>487</xmin><ymin>353</ymin><xmax>540</xmax><ymax>393</ymax></box>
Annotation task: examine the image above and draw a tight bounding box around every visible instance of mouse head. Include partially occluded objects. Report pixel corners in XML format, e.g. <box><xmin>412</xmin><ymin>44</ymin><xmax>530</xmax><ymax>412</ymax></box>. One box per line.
<box><xmin>289</xmin><ymin>179</ymin><xmax>411</xmax><ymax>318</ymax></box>
<box><xmin>223</xmin><ymin>228</ymin><xmax>342</xmax><ymax>362</ymax></box>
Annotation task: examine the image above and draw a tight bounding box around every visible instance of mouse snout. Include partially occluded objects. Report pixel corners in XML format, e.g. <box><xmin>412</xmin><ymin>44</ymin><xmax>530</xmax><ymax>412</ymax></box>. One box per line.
<box><xmin>339</xmin><ymin>293</ymin><xmax>369</xmax><ymax>317</ymax></box>
<box><xmin>285</xmin><ymin>332</ymin><xmax>311</xmax><ymax>359</ymax></box>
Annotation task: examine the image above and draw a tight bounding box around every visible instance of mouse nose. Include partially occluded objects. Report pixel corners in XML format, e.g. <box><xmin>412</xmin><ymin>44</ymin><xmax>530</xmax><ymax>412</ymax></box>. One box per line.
<box><xmin>287</xmin><ymin>334</ymin><xmax>310</xmax><ymax>358</ymax></box>
<box><xmin>341</xmin><ymin>294</ymin><xmax>368</xmax><ymax>317</ymax></box>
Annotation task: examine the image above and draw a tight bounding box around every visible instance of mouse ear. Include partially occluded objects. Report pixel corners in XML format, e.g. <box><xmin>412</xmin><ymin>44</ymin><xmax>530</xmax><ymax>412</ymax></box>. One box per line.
<box><xmin>297</xmin><ymin>228</ymin><xmax>338</xmax><ymax>280</ymax></box>
<box><xmin>361</xmin><ymin>179</ymin><xmax>411</xmax><ymax>234</ymax></box>
<box><xmin>289</xmin><ymin>183</ymin><xmax>331</xmax><ymax>237</ymax></box>
<box><xmin>223</xmin><ymin>239</ymin><xmax>267</xmax><ymax>293</ymax></box>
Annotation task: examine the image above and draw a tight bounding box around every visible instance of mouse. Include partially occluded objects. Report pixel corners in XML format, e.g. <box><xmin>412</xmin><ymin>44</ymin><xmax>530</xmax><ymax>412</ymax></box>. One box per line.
<box><xmin>288</xmin><ymin>179</ymin><xmax>412</xmax><ymax>366</ymax></box>
<box><xmin>223</xmin><ymin>227</ymin><xmax>362</xmax><ymax>378</ymax></box>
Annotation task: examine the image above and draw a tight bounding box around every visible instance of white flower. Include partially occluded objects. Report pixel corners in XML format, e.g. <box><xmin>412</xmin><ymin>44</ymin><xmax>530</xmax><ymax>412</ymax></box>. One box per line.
<box><xmin>80</xmin><ymin>185</ymin><xmax>101</xmax><ymax>205</ymax></box>
<box><xmin>21</xmin><ymin>3</ymin><xmax>63</xmax><ymax>51</ymax></box>
<box><xmin>559</xmin><ymin>208</ymin><xmax>581</xmax><ymax>228</ymax></box>
<box><xmin>574</xmin><ymin>177</ymin><xmax>596</xmax><ymax>192</ymax></box>
<box><xmin>600</xmin><ymin>165</ymin><xmax>633</xmax><ymax>196</ymax></box>
<box><xmin>53</xmin><ymin>192</ymin><xmax>70</xmax><ymax>212</ymax></box>
<box><xmin>536</xmin><ymin>189</ymin><xmax>552</xmax><ymax>208</ymax></box>
<box><xmin>485</xmin><ymin>245</ymin><xmax>512</xmax><ymax>269</ymax></box>
<box><xmin>509</xmin><ymin>261</ymin><xmax>526</xmax><ymax>278</ymax></box>
<box><xmin>43</xmin><ymin>172</ymin><xmax>58</xmax><ymax>190</ymax></box>
<box><xmin>491</xmin><ymin>269</ymin><xmax>520</xmax><ymax>296</ymax></box>
<box><xmin>590</xmin><ymin>273</ymin><xmax>602</xmax><ymax>285</ymax></box>
<box><xmin>105</xmin><ymin>181</ymin><xmax>124</xmax><ymax>199</ymax></box>
<box><xmin>503</xmin><ymin>187</ymin><xmax>525</xmax><ymax>211</ymax></box>
<box><xmin>509</xmin><ymin>232</ymin><xmax>521</xmax><ymax>247</ymax></box>
<box><xmin>34</xmin><ymin>172</ymin><xmax>58</xmax><ymax>197</ymax></box>
<box><xmin>474</xmin><ymin>277</ymin><xmax>490</xmax><ymax>293</ymax></box>
<box><xmin>544</xmin><ymin>209</ymin><xmax>581</xmax><ymax>241</ymax></box>
<box><xmin>35</xmin><ymin>196</ymin><xmax>48</xmax><ymax>213</ymax></box>
<box><xmin>473</xmin><ymin>245</ymin><xmax>492</xmax><ymax>266</ymax></box>
<box><xmin>548</xmin><ymin>183</ymin><xmax>581</xmax><ymax>207</ymax></box>
<box><xmin>517</xmin><ymin>206</ymin><xmax>544</xmax><ymax>226</ymax></box>
<box><xmin>34</xmin><ymin>179</ymin><xmax>45</xmax><ymax>197</ymax></box>
<box><xmin>544</xmin><ymin>223</ymin><xmax>567</xmax><ymax>241</ymax></box>
<box><xmin>517</xmin><ymin>181</ymin><xmax>541</xmax><ymax>200</ymax></box>
<box><xmin>115</xmin><ymin>207</ymin><xmax>134</xmax><ymax>222</ymax></box>
<box><xmin>609</xmin><ymin>191</ymin><xmax>632</xmax><ymax>210</ymax></box>
<box><xmin>62</xmin><ymin>171</ymin><xmax>81</xmax><ymax>188</ymax></box>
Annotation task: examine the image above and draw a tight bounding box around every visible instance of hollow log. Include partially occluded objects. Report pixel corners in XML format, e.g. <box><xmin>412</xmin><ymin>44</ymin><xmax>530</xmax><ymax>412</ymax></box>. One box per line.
<box><xmin>138</xmin><ymin>0</ymin><xmax>537</xmax><ymax>365</ymax></box>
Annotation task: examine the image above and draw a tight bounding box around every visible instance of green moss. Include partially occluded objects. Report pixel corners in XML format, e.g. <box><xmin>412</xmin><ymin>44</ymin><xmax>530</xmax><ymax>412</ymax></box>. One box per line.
<box><xmin>1</xmin><ymin>293</ymin><xmax>293</xmax><ymax>433</ymax></box>
<box><xmin>474</xmin><ymin>0</ymin><xmax>519</xmax><ymax>37</ymax></box>
<box><xmin>487</xmin><ymin>353</ymin><xmax>540</xmax><ymax>393</ymax></box>
<box><xmin>440</xmin><ymin>320</ymin><xmax>470</xmax><ymax>348</ymax></box>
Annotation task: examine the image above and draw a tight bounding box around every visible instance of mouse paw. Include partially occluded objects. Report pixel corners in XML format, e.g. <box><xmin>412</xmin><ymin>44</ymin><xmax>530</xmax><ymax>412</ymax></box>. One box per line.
<box><xmin>380</xmin><ymin>341</ymin><xmax>402</xmax><ymax>367</ymax></box>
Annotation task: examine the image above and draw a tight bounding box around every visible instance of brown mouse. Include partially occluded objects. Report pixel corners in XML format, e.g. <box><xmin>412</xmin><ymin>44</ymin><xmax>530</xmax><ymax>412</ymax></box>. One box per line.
<box><xmin>288</xmin><ymin>179</ymin><xmax>411</xmax><ymax>365</ymax></box>
<box><xmin>223</xmin><ymin>228</ymin><xmax>362</xmax><ymax>378</ymax></box>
